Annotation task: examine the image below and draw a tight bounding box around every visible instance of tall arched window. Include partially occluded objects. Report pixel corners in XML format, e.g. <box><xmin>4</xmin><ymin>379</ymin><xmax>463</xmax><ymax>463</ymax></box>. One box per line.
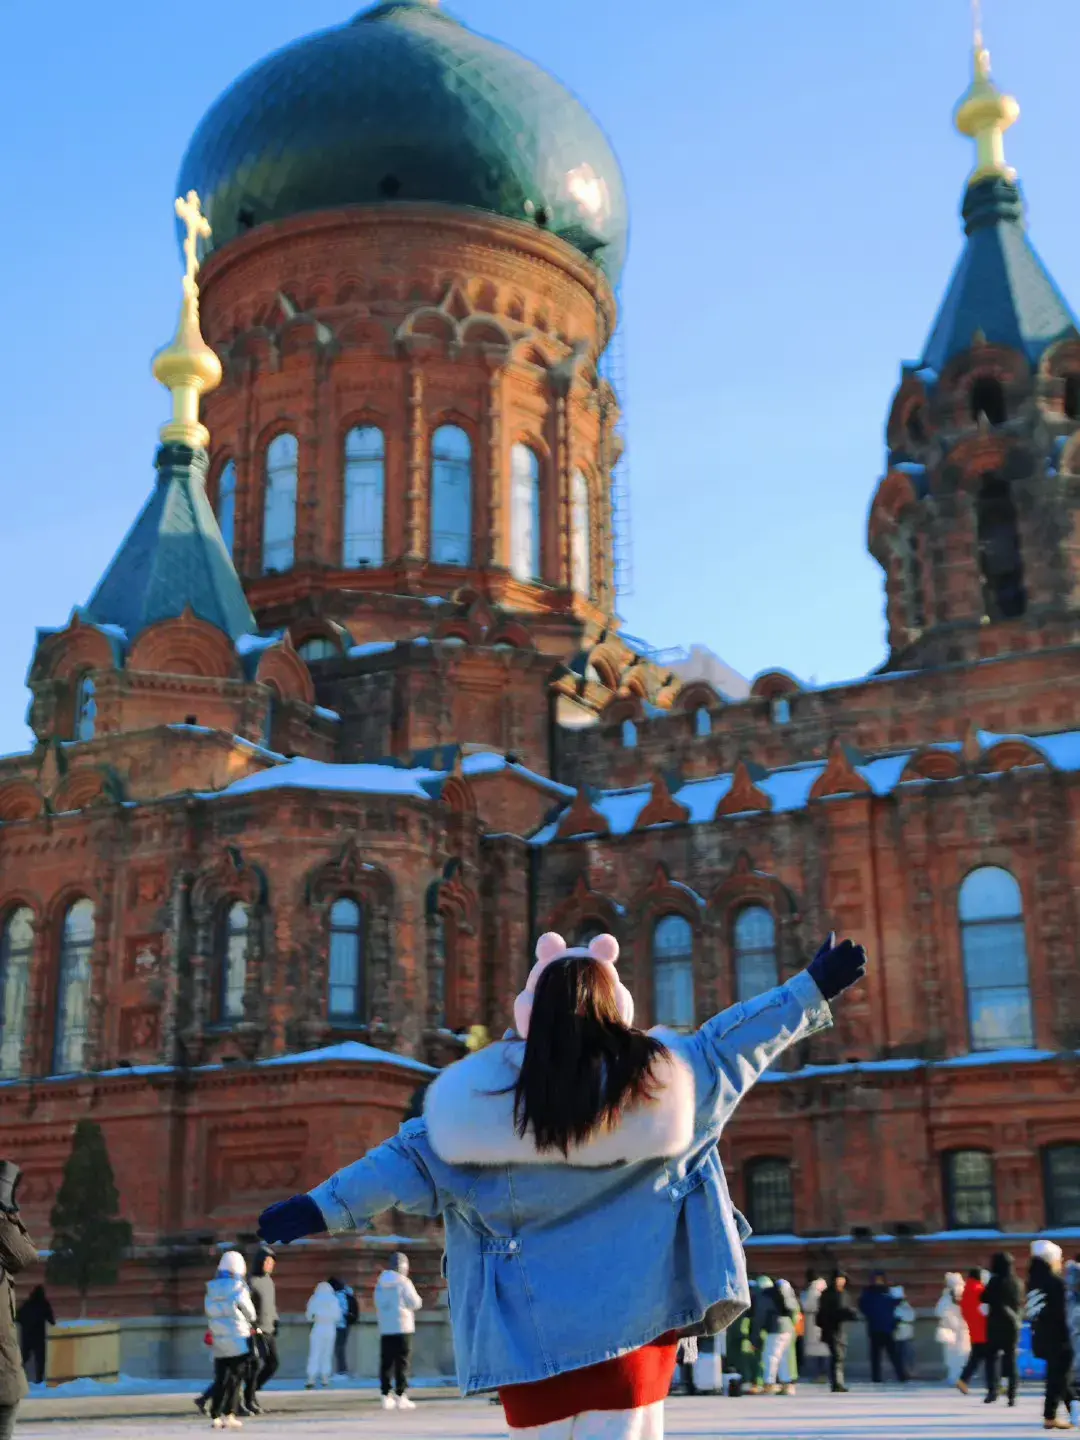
<box><xmin>959</xmin><ymin>866</ymin><xmax>1033</xmax><ymax>1050</ymax></box>
<box><xmin>431</xmin><ymin>425</ymin><xmax>472</xmax><ymax>565</ymax></box>
<box><xmin>329</xmin><ymin>897</ymin><xmax>363</xmax><ymax>1021</ymax></box>
<box><xmin>976</xmin><ymin>476</ymin><xmax>1026</xmax><ymax>620</ymax></box>
<box><xmin>429</xmin><ymin>912</ymin><xmax>447</xmax><ymax>1029</ymax></box>
<box><xmin>510</xmin><ymin>443</ymin><xmax>542</xmax><ymax>582</ymax></box>
<box><xmin>74</xmin><ymin>674</ymin><xmax>96</xmax><ymax>742</ymax></box>
<box><xmin>54</xmin><ymin>899</ymin><xmax>95</xmax><ymax>1074</ymax></box>
<box><xmin>343</xmin><ymin>426</ymin><xmax>385</xmax><ymax>568</ymax></box>
<box><xmin>733</xmin><ymin>906</ymin><xmax>778</xmax><ymax>1002</ymax></box>
<box><xmin>0</xmin><ymin>908</ymin><xmax>33</xmax><ymax>1079</ymax></box>
<box><xmin>621</xmin><ymin>719</ymin><xmax>637</xmax><ymax>749</ymax></box>
<box><xmin>745</xmin><ymin>1157</ymin><xmax>795</xmax><ymax>1234</ymax></box>
<box><xmin>262</xmin><ymin>433</ymin><xmax>298</xmax><ymax>574</ymax></box>
<box><xmin>217</xmin><ymin>460</ymin><xmax>237</xmax><ymax>558</ymax></box>
<box><xmin>570</xmin><ymin>469</ymin><xmax>590</xmax><ymax>594</ymax></box>
<box><xmin>970</xmin><ymin>376</ymin><xmax>1007</xmax><ymax>426</ymax></box>
<box><xmin>694</xmin><ymin>706</ymin><xmax>712</xmax><ymax>738</ymax></box>
<box><xmin>219</xmin><ymin>902</ymin><xmax>249</xmax><ymax>1024</ymax></box>
<box><xmin>653</xmin><ymin>914</ymin><xmax>694</xmax><ymax>1029</ymax></box>
<box><xmin>943</xmin><ymin>1149</ymin><xmax>996</xmax><ymax>1228</ymax></box>
<box><xmin>1044</xmin><ymin>1144</ymin><xmax>1080</xmax><ymax>1228</ymax></box>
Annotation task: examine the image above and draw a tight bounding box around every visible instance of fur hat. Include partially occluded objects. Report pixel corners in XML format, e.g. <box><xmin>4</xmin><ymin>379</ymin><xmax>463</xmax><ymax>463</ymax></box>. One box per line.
<box><xmin>1032</xmin><ymin>1239</ymin><xmax>1064</xmax><ymax>1266</ymax></box>
<box><xmin>514</xmin><ymin>932</ymin><xmax>633</xmax><ymax>1039</ymax></box>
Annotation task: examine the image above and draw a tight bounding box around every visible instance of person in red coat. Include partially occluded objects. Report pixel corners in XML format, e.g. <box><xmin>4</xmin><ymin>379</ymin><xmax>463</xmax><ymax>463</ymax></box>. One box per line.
<box><xmin>956</xmin><ymin>1269</ymin><xmax>989</xmax><ymax>1393</ymax></box>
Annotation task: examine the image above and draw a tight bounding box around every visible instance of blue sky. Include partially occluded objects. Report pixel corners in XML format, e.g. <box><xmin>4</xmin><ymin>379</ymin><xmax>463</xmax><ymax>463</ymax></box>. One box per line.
<box><xmin>1</xmin><ymin>0</ymin><xmax>1077</xmax><ymax>754</ymax></box>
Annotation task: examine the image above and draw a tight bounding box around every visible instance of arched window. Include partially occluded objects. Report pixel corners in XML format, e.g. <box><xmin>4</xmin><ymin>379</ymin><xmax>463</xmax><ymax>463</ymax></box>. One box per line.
<box><xmin>74</xmin><ymin>674</ymin><xmax>97</xmax><ymax>742</ymax></box>
<box><xmin>219</xmin><ymin>902</ymin><xmax>249</xmax><ymax>1024</ymax></box>
<box><xmin>570</xmin><ymin>469</ymin><xmax>590</xmax><ymax>594</ymax></box>
<box><xmin>578</xmin><ymin>923</ymin><xmax>605</xmax><ymax>946</ymax></box>
<box><xmin>0</xmin><ymin>908</ymin><xmax>33</xmax><ymax>1079</ymax></box>
<box><xmin>903</xmin><ymin>533</ymin><xmax>926</xmax><ymax>630</ymax></box>
<box><xmin>298</xmin><ymin>637</ymin><xmax>338</xmax><ymax>662</ymax></box>
<box><xmin>745</xmin><ymin>1158</ymin><xmax>794</xmax><ymax>1235</ymax></box>
<box><xmin>1065</xmin><ymin>376</ymin><xmax>1080</xmax><ymax>422</ymax></box>
<box><xmin>262</xmin><ymin>433</ymin><xmax>298</xmax><ymax>574</ymax></box>
<box><xmin>653</xmin><ymin>914</ymin><xmax>694</xmax><ymax>1029</ymax></box>
<box><xmin>261</xmin><ymin>690</ymin><xmax>277</xmax><ymax>750</ymax></box>
<box><xmin>694</xmin><ymin>706</ymin><xmax>712</xmax><ymax>738</ymax></box>
<box><xmin>976</xmin><ymin>476</ymin><xmax>1026</xmax><ymax>620</ymax></box>
<box><xmin>431</xmin><ymin>425</ymin><xmax>472</xmax><ymax>565</ymax></box>
<box><xmin>217</xmin><ymin>460</ymin><xmax>237</xmax><ymax>558</ymax></box>
<box><xmin>942</xmin><ymin>1149</ymin><xmax>996</xmax><ymax>1229</ymax></box>
<box><xmin>959</xmin><ymin>866</ymin><xmax>1033</xmax><ymax>1050</ymax></box>
<box><xmin>54</xmin><ymin>899</ymin><xmax>95</xmax><ymax>1074</ymax></box>
<box><xmin>621</xmin><ymin>719</ymin><xmax>637</xmax><ymax>749</ymax></box>
<box><xmin>771</xmin><ymin>697</ymin><xmax>791</xmax><ymax>726</ymax></box>
<box><xmin>733</xmin><ymin>906</ymin><xmax>778</xmax><ymax>1002</ymax></box>
<box><xmin>510</xmin><ymin>443</ymin><xmax>542</xmax><ymax>582</ymax></box>
<box><xmin>430</xmin><ymin>912</ymin><xmax>447</xmax><ymax>1029</ymax></box>
<box><xmin>1044</xmin><ymin>1144</ymin><xmax>1080</xmax><ymax>1228</ymax></box>
<box><xmin>970</xmin><ymin>376</ymin><xmax>1007</xmax><ymax>426</ymax></box>
<box><xmin>329</xmin><ymin>897</ymin><xmax>363</xmax><ymax>1021</ymax></box>
<box><xmin>343</xmin><ymin>426</ymin><xmax>385</xmax><ymax>568</ymax></box>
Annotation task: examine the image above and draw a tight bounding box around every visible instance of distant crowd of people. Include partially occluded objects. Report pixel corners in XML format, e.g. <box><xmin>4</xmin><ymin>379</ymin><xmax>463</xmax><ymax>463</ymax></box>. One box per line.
<box><xmin>198</xmin><ymin>1245</ymin><xmax>422</xmax><ymax>1428</ymax></box>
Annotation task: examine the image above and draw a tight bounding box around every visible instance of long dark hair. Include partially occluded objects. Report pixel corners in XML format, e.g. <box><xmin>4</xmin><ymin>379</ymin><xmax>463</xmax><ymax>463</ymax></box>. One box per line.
<box><xmin>513</xmin><ymin>956</ymin><xmax>668</xmax><ymax>1156</ymax></box>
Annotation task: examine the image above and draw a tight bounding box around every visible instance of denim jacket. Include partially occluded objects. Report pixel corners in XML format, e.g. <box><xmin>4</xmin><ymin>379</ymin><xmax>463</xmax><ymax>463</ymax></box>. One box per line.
<box><xmin>310</xmin><ymin>970</ymin><xmax>830</xmax><ymax>1393</ymax></box>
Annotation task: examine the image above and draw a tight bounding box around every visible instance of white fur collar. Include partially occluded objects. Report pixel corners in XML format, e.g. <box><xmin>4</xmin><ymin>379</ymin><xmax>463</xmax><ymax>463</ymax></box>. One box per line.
<box><xmin>423</xmin><ymin>1037</ymin><xmax>694</xmax><ymax>1168</ymax></box>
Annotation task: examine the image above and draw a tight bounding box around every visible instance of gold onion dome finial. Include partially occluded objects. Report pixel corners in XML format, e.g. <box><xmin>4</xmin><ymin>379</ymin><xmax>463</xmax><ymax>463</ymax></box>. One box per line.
<box><xmin>953</xmin><ymin>7</ymin><xmax>1019</xmax><ymax>187</ymax></box>
<box><xmin>152</xmin><ymin>191</ymin><xmax>223</xmax><ymax>449</ymax></box>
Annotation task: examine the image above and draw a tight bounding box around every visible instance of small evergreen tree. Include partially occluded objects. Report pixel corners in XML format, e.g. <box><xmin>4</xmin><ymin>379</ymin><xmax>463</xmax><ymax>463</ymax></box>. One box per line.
<box><xmin>46</xmin><ymin>1120</ymin><xmax>133</xmax><ymax>1317</ymax></box>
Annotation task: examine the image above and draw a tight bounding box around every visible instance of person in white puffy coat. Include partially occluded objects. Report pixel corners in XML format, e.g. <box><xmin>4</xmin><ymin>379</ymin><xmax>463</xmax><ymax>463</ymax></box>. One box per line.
<box><xmin>375</xmin><ymin>1252</ymin><xmax>423</xmax><ymax>1410</ymax></box>
<box><xmin>204</xmin><ymin>1251</ymin><xmax>256</xmax><ymax>1429</ymax></box>
<box><xmin>800</xmin><ymin>1276</ymin><xmax>829</xmax><ymax>1382</ymax></box>
<box><xmin>934</xmin><ymin>1272</ymin><xmax>970</xmax><ymax>1385</ymax></box>
<box><xmin>305</xmin><ymin>1280</ymin><xmax>343</xmax><ymax>1389</ymax></box>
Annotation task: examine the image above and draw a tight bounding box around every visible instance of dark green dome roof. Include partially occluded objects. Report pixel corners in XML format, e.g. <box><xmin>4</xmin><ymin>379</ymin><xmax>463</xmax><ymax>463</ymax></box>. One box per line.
<box><xmin>177</xmin><ymin>0</ymin><xmax>628</xmax><ymax>277</ymax></box>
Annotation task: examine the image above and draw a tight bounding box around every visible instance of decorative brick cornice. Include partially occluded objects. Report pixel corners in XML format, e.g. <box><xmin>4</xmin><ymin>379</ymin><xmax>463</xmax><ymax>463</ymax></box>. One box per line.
<box><xmin>556</xmin><ymin>788</ymin><xmax>609</xmax><ymax>839</ymax></box>
<box><xmin>716</xmin><ymin>761</ymin><xmax>772</xmax><ymax>818</ymax></box>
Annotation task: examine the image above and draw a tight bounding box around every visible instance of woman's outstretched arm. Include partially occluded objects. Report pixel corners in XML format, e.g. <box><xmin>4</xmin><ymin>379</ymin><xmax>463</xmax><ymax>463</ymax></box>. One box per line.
<box><xmin>259</xmin><ymin>1119</ymin><xmax>439</xmax><ymax>1245</ymax></box>
<box><xmin>689</xmin><ymin>935</ymin><xmax>867</xmax><ymax>1131</ymax></box>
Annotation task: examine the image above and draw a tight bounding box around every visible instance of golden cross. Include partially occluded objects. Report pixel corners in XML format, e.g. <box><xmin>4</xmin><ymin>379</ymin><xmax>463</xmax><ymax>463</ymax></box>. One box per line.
<box><xmin>175</xmin><ymin>190</ymin><xmax>211</xmax><ymax>296</ymax></box>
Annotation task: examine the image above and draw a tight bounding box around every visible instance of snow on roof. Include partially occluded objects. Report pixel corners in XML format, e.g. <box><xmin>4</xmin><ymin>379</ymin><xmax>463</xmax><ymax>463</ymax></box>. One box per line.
<box><xmin>235</xmin><ymin>632</ymin><xmax>282</xmax><ymax>656</ymax></box>
<box><xmin>258</xmin><ymin>1040</ymin><xmax>435</xmax><ymax>1076</ymax></box>
<box><xmin>348</xmin><ymin>640</ymin><xmax>397</xmax><ymax>659</ymax></box>
<box><xmin>313</xmin><ymin>706</ymin><xmax>341</xmax><ymax>722</ymax></box>
<box><xmin>208</xmin><ymin>759</ymin><xmax>434</xmax><ymax>803</ymax></box>
<box><xmin>533</xmin><ymin>727</ymin><xmax>1080</xmax><ymax>844</ymax></box>
<box><xmin>761</xmin><ymin>1048</ymin><xmax>1070</xmax><ymax>1086</ymax></box>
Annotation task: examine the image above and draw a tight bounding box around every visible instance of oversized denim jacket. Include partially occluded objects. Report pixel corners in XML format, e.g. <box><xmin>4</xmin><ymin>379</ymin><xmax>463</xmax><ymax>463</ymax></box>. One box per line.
<box><xmin>310</xmin><ymin>969</ymin><xmax>830</xmax><ymax>1394</ymax></box>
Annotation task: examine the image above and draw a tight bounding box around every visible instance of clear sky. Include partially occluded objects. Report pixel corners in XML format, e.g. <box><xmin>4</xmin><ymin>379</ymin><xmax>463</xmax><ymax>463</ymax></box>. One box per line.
<box><xmin>1</xmin><ymin>0</ymin><xmax>1077</xmax><ymax>754</ymax></box>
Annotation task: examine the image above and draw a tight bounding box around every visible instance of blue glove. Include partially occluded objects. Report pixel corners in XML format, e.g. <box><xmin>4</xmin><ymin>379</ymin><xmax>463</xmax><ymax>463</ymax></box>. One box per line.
<box><xmin>807</xmin><ymin>933</ymin><xmax>867</xmax><ymax>1001</ymax></box>
<box><xmin>258</xmin><ymin>1194</ymin><xmax>327</xmax><ymax>1245</ymax></box>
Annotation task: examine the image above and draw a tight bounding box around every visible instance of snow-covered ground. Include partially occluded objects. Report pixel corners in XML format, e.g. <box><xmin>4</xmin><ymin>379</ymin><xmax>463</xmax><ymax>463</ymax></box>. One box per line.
<box><xmin>15</xmin><ymin>1383</ymin><xmax>1060</xmax><ymax>1438</ymax></box>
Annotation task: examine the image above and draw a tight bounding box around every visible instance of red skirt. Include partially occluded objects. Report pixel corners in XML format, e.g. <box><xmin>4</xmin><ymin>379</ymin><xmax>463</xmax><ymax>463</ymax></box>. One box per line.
<box><xmin>499</xmin><ymin>1333</ymin><xmax>678</xmax><ymax>1430</ymax></box>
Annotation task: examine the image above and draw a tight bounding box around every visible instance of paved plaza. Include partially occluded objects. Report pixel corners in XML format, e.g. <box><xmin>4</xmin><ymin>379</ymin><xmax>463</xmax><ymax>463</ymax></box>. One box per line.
<box><xmin>12</xmin><ymin>1385</ymin><xmax>1063</xmax><ymax>1437</ymax></box>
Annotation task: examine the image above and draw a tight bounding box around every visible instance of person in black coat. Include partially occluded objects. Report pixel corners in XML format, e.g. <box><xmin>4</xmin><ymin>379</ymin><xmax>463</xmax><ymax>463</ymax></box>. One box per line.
<box><xmin>982</xmin><ymin>1251</ymin><xmax>1021</xmax><ymax>1406</ymax></box>
<box><xmin>14</xmin><ymin>1286</ymin><xmax>54</xmax><ymax>1386</ymax></box>
<box><xmin>817</xmin><ymin>1270</ymin><xmax>859</xmax><ymax>1393</ymax></box>
<box><xmin>1027</xmin><ymin>1240</ymin><xmax>1073</xmax><ymax>1429</ymax></box>
<box><xmin>0</xmin><ymin>1161</ymin><xmax>40</xmax><ymax>1440</ymax></box>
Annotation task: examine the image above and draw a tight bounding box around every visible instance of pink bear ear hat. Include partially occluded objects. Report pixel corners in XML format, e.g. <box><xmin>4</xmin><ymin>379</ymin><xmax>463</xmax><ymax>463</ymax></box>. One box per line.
<box><xmin>513</xmin><ymin>932</ymin><xmax>634</xmax><ymax>1039</ymax></box>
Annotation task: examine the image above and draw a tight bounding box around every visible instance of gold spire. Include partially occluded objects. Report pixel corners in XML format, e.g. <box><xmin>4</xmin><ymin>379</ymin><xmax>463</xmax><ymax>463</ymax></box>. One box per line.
<box><xmin>953</xmin><ymin>4</ymin><xmax>1019</xmax><ymax>187</ymax></box>
<box><xmin>152</xmin><ymin>191</ymin><xmax>222</xmax><ymax>450</ymax></box>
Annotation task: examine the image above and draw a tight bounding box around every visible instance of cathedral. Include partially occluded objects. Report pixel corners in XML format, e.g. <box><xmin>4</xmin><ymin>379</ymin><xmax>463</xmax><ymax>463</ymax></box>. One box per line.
<box><xmin>2</xmin><ymin>0</ymin><xmax>1080</xmax><ymax>1360</ymax></box>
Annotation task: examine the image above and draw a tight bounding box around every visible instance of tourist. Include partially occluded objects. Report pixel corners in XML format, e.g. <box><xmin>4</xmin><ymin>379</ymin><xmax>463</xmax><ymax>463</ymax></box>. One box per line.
<box><xmin>859</xmin><ymin>1271</ymin><xmax>905</xmax><ymax>1382</ymax></box>
<box><xmin>673</xmin><ymin>1336</ymin><xmax>698</xmax><ymax>1395</ymax></box>
<box><xmin>956</xmin><ymin>1267</ymin><xmax>988</xmax><ymax>1391</ymax></box>
<box><xmin>328</xmin><ymin>1276</ymin><xmax>357</xmax><ymax>1377</ymax></box>
<box><xmin>374</xmin><ymin>1252</ymin><xmax>422</xmax><ymax>1411</ymax></box>
<box><xmin>729</xmin><ymin>1291</ymin><xmax>760</xmax><ymax>1395</ymax></box>
<box><xmin>746</xmin><ymin>1276</ymin><xmax>774</xmax><ymax>1393</ymax></box>
<box><xmin>0</xmin><ymin>1161</ymin><xmax>39</xmax><ymax>1440</ymax></box>
<box><xmin>259</xmin><ymin>931</ymin><xmax>866</xmax><ymax>1438</ymax></box>
<box><xmin>1027</xmin><ymin>1240</ymin><xmax>1074</xmax><ymax>1431</ymax></box>
<box><xmin>243</xmin><ymin>1247</ymin><xmax>279</xmax><ymax>1413</ymax></box>
<box><xmin>15</xmin><ymin>1286</ymin><xmax>54</xmax><ymax>1386</ymax></box>
<box><xmin>304</xmin><ymin>1280</ymin><xmax>342</xmax><ymax>1390</ymax></box>
<box><xmin>800</xmin><ymin>1272</ymin><xmax>829</xmax><ymax>1383</ymax></box>
<box><xmin>817</xmin><ymin>1270</ymin><xmax>858</xmax><ymax>1393</ymax></box>
<box><xmin>933</xmin><ymin>1272</ymin><xmax>969</xmax><ymax>1385</ymax></box>
<box><xmin>204</xmin><ymin>1250</ymin><xmax>256</xmax><ymax>1430</ymax></box>
<box><xmin>758</xmin><ymin>1277</ymin><xmax>799</xmax><ymax>1394</ymax></box>
<box><xmin>890</xmin><ymin>1286</ymin><xmax>915</xmax><ymax>1380</ymax></box>
<box><xmin>1064</xmin><ymin>1259</ymin><xmax>1080</xmax><ymax>1427</ymax></box>
<box><xmin>982</xmin><ymin>1251</ymin><xmax>1021</xmax><ymax>1407</ymax></box>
